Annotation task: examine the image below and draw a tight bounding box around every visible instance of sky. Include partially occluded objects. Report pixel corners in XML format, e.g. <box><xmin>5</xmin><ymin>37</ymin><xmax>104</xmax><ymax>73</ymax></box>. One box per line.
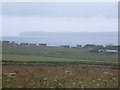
<box><xmin>1</xmin><ymin>2</ymin><xmax>118</xmax><ymax>36</ymax></box>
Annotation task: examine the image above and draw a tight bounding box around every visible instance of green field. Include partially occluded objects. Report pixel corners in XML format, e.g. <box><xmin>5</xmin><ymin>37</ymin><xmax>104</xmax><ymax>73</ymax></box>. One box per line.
<box><xmin>2</xmin><ymin>46</ymin><xmax>118</xmax><ymax>64</ymax></box>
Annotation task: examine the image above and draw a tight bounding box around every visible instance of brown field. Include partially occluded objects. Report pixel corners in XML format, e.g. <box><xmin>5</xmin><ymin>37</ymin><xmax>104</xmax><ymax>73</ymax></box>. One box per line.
<box><xmin>2</xmin><ymin>64</ymin><xmax>119</xmax><ymax>88</ymax></box>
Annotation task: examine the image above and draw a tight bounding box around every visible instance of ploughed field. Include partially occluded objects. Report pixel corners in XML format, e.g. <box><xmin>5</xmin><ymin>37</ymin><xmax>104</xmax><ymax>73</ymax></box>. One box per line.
<box><xmin>2</xmin><ymin>46</ymin><xmax>118</xmax><ymax>65</ymax></box>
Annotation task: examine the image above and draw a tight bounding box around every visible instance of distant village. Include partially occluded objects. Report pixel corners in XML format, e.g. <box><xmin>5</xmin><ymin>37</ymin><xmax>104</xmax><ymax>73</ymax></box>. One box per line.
<box><xmin>1</xmin><ymin>40</ymin><xmax>119</xmax><ymax>53</ymax></box>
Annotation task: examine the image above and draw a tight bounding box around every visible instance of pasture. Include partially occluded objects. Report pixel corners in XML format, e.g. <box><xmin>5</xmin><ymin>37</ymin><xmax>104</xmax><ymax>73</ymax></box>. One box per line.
<box><xmin>2</xmin><ymin>46</ymin><xmax>119</xmax><ymax>88</ymax></box>
<box><xmin>2</xmin><ymin>46</ymin><xmax>118</xmax><ymax>65</ymax></box>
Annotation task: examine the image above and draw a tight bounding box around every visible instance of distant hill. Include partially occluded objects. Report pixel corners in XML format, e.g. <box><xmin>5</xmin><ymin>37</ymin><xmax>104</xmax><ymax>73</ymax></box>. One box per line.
<box><xmin>20</xmin><ymin>32</ymin><xmax>118</xmax><ymax>38</ymax></box>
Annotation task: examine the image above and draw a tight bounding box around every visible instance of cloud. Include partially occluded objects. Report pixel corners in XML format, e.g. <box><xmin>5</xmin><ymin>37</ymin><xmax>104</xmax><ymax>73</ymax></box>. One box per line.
<box><xmin>2</xmin><ymin>2</ymin><xmax>118</xmax><ymax>36</ymax></box>
<box><xmin>2</xmin><ymin>16</ymin><xmax>117</xmax><ymax>36</ymax></box>
<box><xmin>2</xmin><ymin>2</ymin><xmax>117</xmax><ymax>19</ymax></box>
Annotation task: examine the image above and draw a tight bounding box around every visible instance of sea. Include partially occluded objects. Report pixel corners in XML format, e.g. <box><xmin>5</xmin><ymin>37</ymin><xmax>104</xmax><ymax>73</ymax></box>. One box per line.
<box><xmin>1</xmin><ymin>32</ymin><xmax>118</xmax><ymax>46</ymax></box>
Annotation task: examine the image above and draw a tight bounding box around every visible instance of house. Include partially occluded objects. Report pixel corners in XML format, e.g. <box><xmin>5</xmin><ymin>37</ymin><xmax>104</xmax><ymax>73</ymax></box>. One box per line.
<box><xmin>38</xmin><ymin>43</ymin><xmax>47</xmax><ymax>46</ymax></box>
<box><xmin>20</xmin><ymin>43</ymin><xmax>29</xmax><ymax>46</ymax></box>
<box><xmin>83</xmin><ymin>44</ymin><xmax>96</xmax><ymax>51</ymax></box>
<box><xmin>29</xmin><ymin>43</ymin><xmax>37</xmax><ymax>46</ymax></box>
<box><xmin>61</xmin><ymin>45</ymin><xmax>70</xmax><ymax>48</ymax></box>
<box><xmin>11</xmin><ymin>41</ymin><xmax>19</xmax><ymax>46</ymax></box>
<box><xmin>2</xmin><ymin>41</ymin><xmax>11</xmax><ymax>46</ymax></box>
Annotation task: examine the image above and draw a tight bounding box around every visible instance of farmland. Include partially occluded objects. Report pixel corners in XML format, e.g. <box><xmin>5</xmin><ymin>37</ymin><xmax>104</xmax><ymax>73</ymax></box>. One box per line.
<box><xmin>2</xmin><ymin>46</ymin><xmax>118</xmax><ymax>64</ymax></box>
<box><xmin>2</xmin><ymin>46</ymin><xmax>119</xmax><ymax>88</ymax></box>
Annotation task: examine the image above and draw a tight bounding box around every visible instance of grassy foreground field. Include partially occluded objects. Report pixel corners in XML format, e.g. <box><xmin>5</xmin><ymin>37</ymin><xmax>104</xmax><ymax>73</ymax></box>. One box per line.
<box><xmin>2</xmin><ymin>64</ymin><xmax>118</xmax><ymax>88</ymax></box>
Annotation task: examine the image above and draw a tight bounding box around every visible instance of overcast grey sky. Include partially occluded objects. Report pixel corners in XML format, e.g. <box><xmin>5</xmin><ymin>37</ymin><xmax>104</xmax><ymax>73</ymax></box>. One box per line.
<box><xmin>2</xmin><ymin>2</ymin><xmax>118</xmax><ymax>36</ymax></box>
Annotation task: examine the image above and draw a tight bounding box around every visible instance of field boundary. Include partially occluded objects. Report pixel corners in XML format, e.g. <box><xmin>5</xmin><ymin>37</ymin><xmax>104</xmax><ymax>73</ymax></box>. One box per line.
<box><xmin>2</xmin><ymin>60</ymin><xmax>118</xmax><ymax>68</ymax></box>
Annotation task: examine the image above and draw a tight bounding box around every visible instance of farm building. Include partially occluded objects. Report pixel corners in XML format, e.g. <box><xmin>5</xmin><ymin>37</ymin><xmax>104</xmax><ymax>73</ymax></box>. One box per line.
<box><xmin>20</xmin><ymin>43</ymin><xmax>29</xmax><ymax>46</ymax></box>
<box><xmin>11</xmin><ymin>41</ymin><xmax>19</xmax><ymax>46</ymax></box>
<box><xmin>76</xmin><ymin>45</ymin><xmax>82</xmax><ymax>48</ymax></box>
<box><xmin>2</xmin><ymin>41</ymin><xmax>11</xmax><ymax>46</ymax></box>
<box><xmin>38</xmin><ymin>43</ymin><xmax>47</xmax><ymax>46</ymax></box>
<box><xmin>29</xmin><ymin>43</ymin><xmax>37</xmax><ymax>46</ymax></box>
<box><xmin>61</xmin><ymin>45</ymin><xmax>70</xmax><ymax>48</ymax></box>
<box><xmin>106</xmin><ymin>50</ymin><xmax>118</xmax><ymax>53</ymax></box>
<box><xmin>99</xmin><ymin>49</ymin><xmax>106</xmax><ymax>53</ymax></box>
<box><xmin>71</xmin><ymin>46</ymin><xmax>77</xmax><ymax>48</ymax></box>
<box><xmin>99</xmin><ymin>49</ymin><xmax>118</xmax><ymax>53</ymax></box>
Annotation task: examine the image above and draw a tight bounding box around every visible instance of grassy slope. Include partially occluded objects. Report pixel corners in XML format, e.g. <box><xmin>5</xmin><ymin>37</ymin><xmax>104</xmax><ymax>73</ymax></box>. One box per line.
<box><xmin>2</xmin><ymin>46</ymin><xmax>118</xmax><ymax>64</ymax></box>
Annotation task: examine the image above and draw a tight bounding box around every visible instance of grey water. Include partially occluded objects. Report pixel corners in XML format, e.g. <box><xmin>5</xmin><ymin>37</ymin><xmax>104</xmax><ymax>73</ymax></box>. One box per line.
<box><xmin>2</xmin><ymin>32</ymin><xmax>118</xmax><ymax>46</ymax></box>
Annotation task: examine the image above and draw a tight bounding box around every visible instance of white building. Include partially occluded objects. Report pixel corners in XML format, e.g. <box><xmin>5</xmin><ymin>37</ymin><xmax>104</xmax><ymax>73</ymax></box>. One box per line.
<box><xmin>99</xmin><ymin>49</ymin><xmax>118</xmax><ymax>53</ymax></box>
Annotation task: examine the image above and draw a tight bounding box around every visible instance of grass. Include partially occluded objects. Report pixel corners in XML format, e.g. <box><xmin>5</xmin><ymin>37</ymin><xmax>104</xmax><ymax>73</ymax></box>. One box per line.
<box><xmin>2</xmin><ymin>54</ymin><xmax>118</xmax><ymax>65</ymax></box>
<box><xmin>2</xmin><ymin>46</ymin><xmax>118</xmax><ymax>64</ymax></box>
<box><xmin>2</xmin><ymin>65</ymin><xmax>118</xmax><ymax>88</ymax></box>
<box><xmin>2</xmin><ymin>46</ymin><xmax>119</xmax><ymax>88</ymax></box>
